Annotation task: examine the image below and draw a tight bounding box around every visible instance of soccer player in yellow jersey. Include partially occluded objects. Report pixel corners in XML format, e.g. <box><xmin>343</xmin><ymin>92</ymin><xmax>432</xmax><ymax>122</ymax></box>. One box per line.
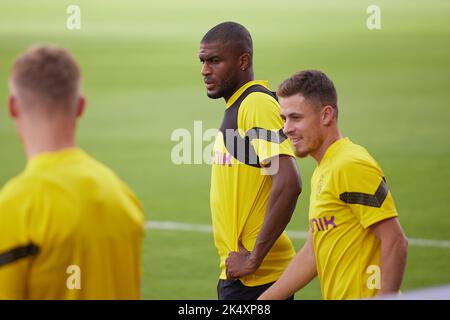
<box><xmin>199</xmin><ymin>22</ymin><xmax>302</xmax><ymax>299</ymax></box>
<box><xmin>259</xmin><ymin>70</ymin><xmax>408</xmax><ymax>300</ymax></box>
<box><xmin>0</xmin><ymin>45</ymin><xmax>145</xmax><ymax>299</ymax></box>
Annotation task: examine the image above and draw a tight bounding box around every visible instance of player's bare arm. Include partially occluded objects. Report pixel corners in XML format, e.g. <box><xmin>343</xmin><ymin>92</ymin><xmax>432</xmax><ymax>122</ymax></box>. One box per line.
<box><xmin>259</xmin><ymin>230</ymin><xmax>317</xmax><ymax>300</ymax></box>
<box><xmin>225</xmin><ymin>155</ymin><xmax>301</xmax><ymax>279</ymax></box>
<box><xmin>370</xmin><ymin>217</ymin><xmax>408</xmax><ymax>295</ymax></box>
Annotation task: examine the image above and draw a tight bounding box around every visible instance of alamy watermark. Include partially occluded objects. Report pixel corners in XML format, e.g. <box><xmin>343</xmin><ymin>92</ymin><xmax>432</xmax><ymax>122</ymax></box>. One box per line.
<box><xmin>170</xmin><ymin>121</ymin><xmax>281</xmax><ymax>175</ymax></box>
<box><xmin>66</xmin><ymin>264</ymin><xmax>81</xmax><ymax>290</ymax></box>
<box><xmin>367</xmin><ymin>5</ymin><xmax>381</xmax><ymax>30</ymax></box>
<box><xmin>66</xmin><ymin>5</ymin><xmax>81</xmax><ymax>30</ymax></box>
<box><xmin>366</xmin><ymin>264</ymin><xmax>381</xmax><ymax>290</ymax></box>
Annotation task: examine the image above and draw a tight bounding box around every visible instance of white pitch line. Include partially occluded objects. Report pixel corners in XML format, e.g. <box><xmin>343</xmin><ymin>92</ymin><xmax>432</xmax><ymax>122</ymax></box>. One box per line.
<box><xmin>145</xmin><ymin>221</ymin><xmax>450</xmax><ymax>249</ymax></box>
<box><xmin>407</xmin><ymin>238</ymin><xmax>450</xmax><ymax>249</ymax></box>
<box><xmin>146</xmin><ymin>221</ymin><xmax>213</xmax><ymax>233</ymax></box>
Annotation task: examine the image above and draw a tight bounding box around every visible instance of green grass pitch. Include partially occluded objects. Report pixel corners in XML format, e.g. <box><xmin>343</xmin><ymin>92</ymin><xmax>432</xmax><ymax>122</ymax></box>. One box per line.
<box><xmin>1</xmin><ymin>0</ymin><xmax>449</xmax><ymax>299</ymax></box>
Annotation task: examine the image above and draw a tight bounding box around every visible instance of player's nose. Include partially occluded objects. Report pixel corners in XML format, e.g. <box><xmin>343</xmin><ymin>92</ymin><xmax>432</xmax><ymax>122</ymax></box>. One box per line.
<box><xmin>201</xmin><ymin>63</ymin><xmax>212</xmax><ymax>76</ymax></box>
<box><xmin>283</xmin><ymin>119</ymin><xmax>294</xmax><ymax>136</ymax></box>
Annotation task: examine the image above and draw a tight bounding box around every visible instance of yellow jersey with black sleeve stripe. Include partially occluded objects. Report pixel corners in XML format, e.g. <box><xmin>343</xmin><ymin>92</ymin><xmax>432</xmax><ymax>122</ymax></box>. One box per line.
<box><xmin>0</xmin><ymin>148</ymin><xmax>144</xmax><ymax>299</ymax></box>
<box><xmin>210</xmin><ymin>80</ymin><xmax>296</xmax><ymax>286</ymax></box>
<box><xmin>309</xmin><ymin>137</ymin><xmax>398</xmax><ymax>299</ymax></box>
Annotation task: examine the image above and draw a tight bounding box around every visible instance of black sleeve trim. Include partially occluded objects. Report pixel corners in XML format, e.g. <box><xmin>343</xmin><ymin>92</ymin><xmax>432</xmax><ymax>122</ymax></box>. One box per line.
<box><xmin>339</xmin><ymin>178</ymin><xmax>389</xmax><ymax>208</ymax></box>
<box><xmin>0</xmin><ymin>243</ymin><xmax>39</xmax><ymax>267</ymax></box>
<box><xmin>246</xmin><ymin>127</ymin><xmax>288</xmax><ymax>144</ymax></box>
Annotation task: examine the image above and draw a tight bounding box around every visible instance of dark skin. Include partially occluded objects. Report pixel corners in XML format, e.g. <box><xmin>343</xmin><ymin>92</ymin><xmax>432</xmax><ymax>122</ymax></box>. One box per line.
<box><xmin>226</xmin><ymin>155</ymin><xmax>302</xmax><ymax>279</ymax></box>
<box><xmin>199</xmin><ymin>41</ymin><xmax>253</xmax><ymax>101</ymax></box>
<box><xmin>199</xmin><ymin>40</ymin><xmax>302</xmax><ymax>280</ymax></box>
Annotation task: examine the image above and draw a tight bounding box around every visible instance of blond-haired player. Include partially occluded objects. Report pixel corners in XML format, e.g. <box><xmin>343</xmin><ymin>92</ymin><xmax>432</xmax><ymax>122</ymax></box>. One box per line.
<box><xmin>0</xmin><ymin>45</ymin><xmax>144</xmax><ymax>299</ymax></box>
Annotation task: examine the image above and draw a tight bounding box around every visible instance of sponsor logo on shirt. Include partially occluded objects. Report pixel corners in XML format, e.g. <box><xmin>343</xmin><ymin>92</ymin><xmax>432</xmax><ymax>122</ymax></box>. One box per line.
<box><xmin>213</xmin><ymin>150</ymin><xmax>233</xmax><ymax>167</ymax></box>
<box><xmin>310</xmin><ymin>215</ymin><xmax>336</xmax><ymax>232</ymax></box>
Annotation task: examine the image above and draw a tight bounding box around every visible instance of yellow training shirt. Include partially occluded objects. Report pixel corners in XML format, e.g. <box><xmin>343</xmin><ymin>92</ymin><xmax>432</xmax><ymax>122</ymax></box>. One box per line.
<box><xmin>309</xmin><ymin>137</ymin><xmax>398</xmax><ymax>299</ymax></box>
<box><xmin>210</xmin><ymin>80</ymin><xmax>296</xmax><ymax>286</ymax></box>
<box><xmin>0</xmin><ymin>148</ymin><xmax>145</xmax><ymax>299</ymax></box>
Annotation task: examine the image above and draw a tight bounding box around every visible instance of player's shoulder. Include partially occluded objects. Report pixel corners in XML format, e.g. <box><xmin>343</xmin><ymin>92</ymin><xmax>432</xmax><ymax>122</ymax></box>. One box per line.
<box><xmin>0</xmin><ymin>171</ymin><xmax>44</xmax><ymax>220</ymax></box>
<box><xmin>65</xmin><ymin>149</ymin><xmax>123</xmax><ymax>185</ymax></box>
<box><xmin>82</xmin><ymin>153</ymin><xmax>141</xmax><ymax>201</ymax></box>
<box><xmin>81</xmin><ymin>152</ymin><xmax>118</xmax><ymax>179</ymax></box>
<box><xmin>333</xmin><ymin>139</ymin><xmax>382</xmax><ymax>174</ymax></box>
<box><xmin>86</xmin><ymin>157</ymin><xmax>145</xmax><ymax>218</ymax></box>
<box><xmin>240</xmin><ymin>90</ymin><xmax>279</xmax><ymax>113</ymax></box>
<box><xmin>0</xmin><ymin>172</ymin><xmax>37</xmax><ymax>203</ymax></box>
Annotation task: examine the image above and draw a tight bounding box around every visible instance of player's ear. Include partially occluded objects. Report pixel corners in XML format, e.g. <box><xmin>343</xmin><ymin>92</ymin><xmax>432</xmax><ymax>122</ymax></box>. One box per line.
<box><xmin>76</xmin><ymin>96</ymin><xmax>86</xmax><ymax>118</ymax></box>
<box><xmin>8</xmin><ymin>95</ymin><xmax>19</xmax><ymax>118</ymax></box>
<box><xmin>321</xmin><ymin>105</ymin><xmax>335</xmax><ymax>126</ymax></box>
<box><xmin>239</xmin><ymin>53</ymin><xmax>251</xmax><ymax>71</ymax></box>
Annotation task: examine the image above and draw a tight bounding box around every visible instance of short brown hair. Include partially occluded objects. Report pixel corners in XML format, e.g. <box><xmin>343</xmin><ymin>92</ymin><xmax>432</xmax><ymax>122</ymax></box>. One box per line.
<box><xmin>277</xmin><ymin>70</ymin><xmax>338</xmax><ymax>117</ymax></box>
<box><xmin>10</xmin><ymin>45</ymin><xmax>81</xmax><ymax>109</ymax></box>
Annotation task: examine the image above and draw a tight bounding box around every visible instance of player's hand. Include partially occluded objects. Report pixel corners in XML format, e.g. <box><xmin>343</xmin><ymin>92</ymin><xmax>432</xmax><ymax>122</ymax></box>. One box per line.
<box><xmin>225</xmin><ymin>239</ymin><xmax>258</xmax><ymax>279</ymax></box>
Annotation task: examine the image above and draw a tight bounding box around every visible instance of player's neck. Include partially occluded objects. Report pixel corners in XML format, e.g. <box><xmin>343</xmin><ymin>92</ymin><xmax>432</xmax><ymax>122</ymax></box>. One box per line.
<box><xmin>224</xmin><ymin>72</ymin><xmax>254</xmax><ymax>102</ymax></box>
<box><xmin>312</xmin><ymin>128</ymin><xmax>342</xmax><ymax>165</ymax></box>
<box><xmin>21</xmin><ymin>120</ymin><xmax>77</xmax><ymax>160</ymax></box>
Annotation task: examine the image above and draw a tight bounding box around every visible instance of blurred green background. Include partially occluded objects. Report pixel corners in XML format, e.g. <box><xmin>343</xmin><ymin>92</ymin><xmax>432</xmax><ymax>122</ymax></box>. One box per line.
<box><xmin>1</xmin><ymin>0</ymin><xmax>450</xmax><ymax>299</ymax></box>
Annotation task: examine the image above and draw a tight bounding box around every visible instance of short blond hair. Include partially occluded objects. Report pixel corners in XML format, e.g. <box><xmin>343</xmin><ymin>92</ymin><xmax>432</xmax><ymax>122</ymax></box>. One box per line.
<box><xmin>10</xmin><ymin>45</ymin><xmax>81</xmax><ymax>110</ymax></box>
